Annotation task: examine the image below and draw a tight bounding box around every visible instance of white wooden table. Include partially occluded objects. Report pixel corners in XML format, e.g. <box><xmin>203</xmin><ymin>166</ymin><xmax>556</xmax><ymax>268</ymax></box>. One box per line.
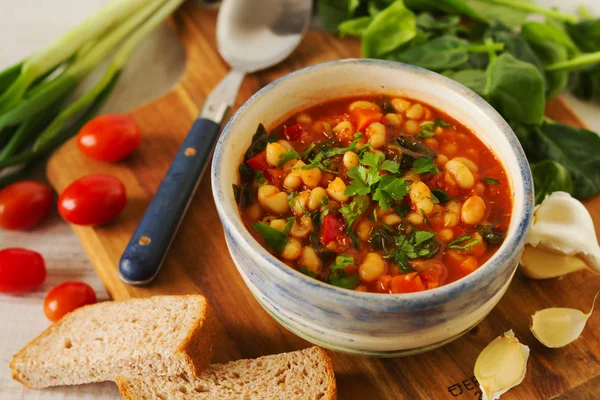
<box><xmin>1</xmin><ymin>1</ymin><xmax>599</xmax><ymax>399</ymax></box>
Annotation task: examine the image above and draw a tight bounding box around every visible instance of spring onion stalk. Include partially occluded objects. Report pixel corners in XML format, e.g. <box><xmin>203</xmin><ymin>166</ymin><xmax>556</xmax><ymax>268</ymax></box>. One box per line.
<box><xmin>33</xmin><ymin>0</ymin><xmax>169</xmax><ymax>150</ymax></box>
<box><xmin>483</xmin><ymin>0</ymin><xmax>578</xmax><ymax>23</ymax></box>
<box><xmin>0</xmin><ymin>0</ymin><xmax>186</xmax><ymax>178</ymax></box>
<box><xmin>546</xmin><ymin>52</ymin><xmax>600</xmax><ymax>72</ymax></box>
<box><xmin>0</xmin><ymin>0</ymin><xmax>149</xmax><ymax>113</ymax></box>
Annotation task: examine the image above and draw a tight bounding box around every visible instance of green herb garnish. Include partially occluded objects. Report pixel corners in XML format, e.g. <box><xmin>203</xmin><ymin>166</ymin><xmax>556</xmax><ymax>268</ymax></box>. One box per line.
<box><xmin>328</xmin><ymin>255</ymin><xmax>360</xmax><ymax>289</ymax></box>
<box><xmin>299</xmin><ymin>266</ymin><xmax>319</xmax><ymax>279</ymax></box>
<box><xmin>278</xmin><ymin>149</ymin><xmax>300</xmax><ymax>166</ymax></box>
<box><xmin>482</xmin><ymin>177</ymin><xmax>500</xmax><ymax>185</ymax></box>
<box><xmin>412</xmin><ymin>157</ymin><xmax>439</xmax><ymax>175</ymax></box>
<box><xmin>448</xmin><ymin>235</ymin><xmax>480</xmax><ymax>250</ymax></box>
<box><xmin>417</xmin><ymin>118</ymin><xmax>451</xmax><ymax>138</ymax></box>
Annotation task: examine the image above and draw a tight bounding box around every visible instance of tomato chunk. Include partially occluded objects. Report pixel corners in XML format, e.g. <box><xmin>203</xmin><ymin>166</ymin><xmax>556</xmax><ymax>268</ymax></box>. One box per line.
<box><xmin>246</xmin><ymin>151</ymin><xmax>272</xmax><ymax>181</ymax></box>
<box><xmin>391</xmin><ymin>273</ymin><xmax>426</xmax><ymax>294</ymax></box>
<box><xmin>320</xmin><ymin>214</ymin><xmax>345</xmax><ymax>244</ymax></box>
<box><xmin>284</xmin><ymin>124</ymin><xmax>303</xmax><ymax>141</ymax></box>
<box><xmin>352</xmin><ymin>109</ymin><xmax>383</xmax><ymax>131</ymax></box>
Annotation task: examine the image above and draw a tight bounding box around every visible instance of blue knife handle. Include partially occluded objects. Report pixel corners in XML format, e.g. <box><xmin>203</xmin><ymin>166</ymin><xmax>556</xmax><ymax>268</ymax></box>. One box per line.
<box><xmin>119</xmin><ymin>118</ymin><xmax>220</xmax><ymax>286</ymax></box>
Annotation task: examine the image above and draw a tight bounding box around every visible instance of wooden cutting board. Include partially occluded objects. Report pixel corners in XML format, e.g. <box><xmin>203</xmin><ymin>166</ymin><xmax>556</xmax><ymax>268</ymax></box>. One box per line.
<box><xmin>47</xmin><ymin>3</ymin><xmax>600</xmax><ymax>399</ymax></box>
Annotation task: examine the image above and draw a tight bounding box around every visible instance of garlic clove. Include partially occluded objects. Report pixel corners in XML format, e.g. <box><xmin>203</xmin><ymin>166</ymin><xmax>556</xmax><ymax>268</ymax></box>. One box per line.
<box><xmin>530</xmin><ymin>293</ymin><xmax>598</xmax><ymax>348</ymax></box>
<box><xmin>526</xmin><ymin>192</ymin><xmax>600</xmax><ymax>273</ymax></box>
<box><xmin>520</xmin><ymin>245</ymin><xmax>588</xmax><ymax>279</ymax></box>
<box><xmin>474</xmin><ymin>330</ymin><xmax>530</xmax><ymax>400</ymax></box>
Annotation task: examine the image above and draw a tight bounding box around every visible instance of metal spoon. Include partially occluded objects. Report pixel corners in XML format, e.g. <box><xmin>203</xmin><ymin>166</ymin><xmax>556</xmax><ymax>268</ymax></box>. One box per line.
<box><xmin>119</xmin><ymin>0</ymin><xmax>312</xmax><ymax>286</ymax></box>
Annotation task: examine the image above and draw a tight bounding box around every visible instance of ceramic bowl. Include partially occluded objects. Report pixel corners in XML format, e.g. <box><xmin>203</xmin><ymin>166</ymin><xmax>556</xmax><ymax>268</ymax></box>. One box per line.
<box><xmin>211</xmin><ymin>59</ymin><xmax>534</xmax><ymax>356</ymax></box>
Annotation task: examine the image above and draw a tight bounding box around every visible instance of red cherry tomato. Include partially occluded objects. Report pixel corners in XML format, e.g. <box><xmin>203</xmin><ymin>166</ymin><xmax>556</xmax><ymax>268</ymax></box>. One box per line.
<box><xmin>58</xmin><ymin>175</ymin><xmax>126</xmax><ymax>226</ymax></box>
<box><xmin>0</xmin><ymin>181</ymin><xmax>53</xmax><ymax>230</ymax></box>
<box><xmin>77</xmin><ymin>114</ymin><xmax>141</xmax><ymax>162</ymax></box>
<box><xmin>0</xmin><ymin>248</ymin><xmax>46</xmax><ymax>293</ymax></box>
<box><xmin>44</xmin><ymin>281</ymin><xmax>97</xmax><ymax>322</ymax></box>
<box><xmin>246</xmin><ymin>151</ymin><xmax>272</xmax><ymax>182</ymax></box>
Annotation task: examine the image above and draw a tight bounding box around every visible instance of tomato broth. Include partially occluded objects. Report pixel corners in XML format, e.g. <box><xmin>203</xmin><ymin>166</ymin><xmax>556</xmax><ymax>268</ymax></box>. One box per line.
<box><xmin>234</xmin><ymin>96</ymin><xmax>512</xmax><ymax>294</ymax></box>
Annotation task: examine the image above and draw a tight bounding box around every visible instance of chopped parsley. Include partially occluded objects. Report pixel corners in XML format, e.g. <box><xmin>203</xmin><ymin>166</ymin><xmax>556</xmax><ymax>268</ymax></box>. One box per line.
<box><xmin>253</xmin><ymin>222</ymin><xmax>288</xmax><ymax>252</ymax></box>
<box><xmin>344</xmin><ymin>153</ymin><xmax>408</xmax><ymax>211</ymax></box>
<box><xmin>412</xmin><ymin>157</ymin><xmax>439</xmax><ymax>175</ymax></box>
<box><xmin>420</xmin><ymin>208</ymin><xmax>431</xmax><ymax>226</ymax></box>
<box><xmin>448</xmin><ymin>235</ymin><xmax>480</xmax><ymax>250</ymax></box>
<box><xmin>483</xmin><ymin>177</ymin><xmax>500</xmax><ymax>185</ymax></box>
<box><xmin>416</xmin><ymin>118</ymin><xmax>451</xmax><ymax>139</ymax></box>
<box><xmin>354</xmin><ymin>132</ymin><xmax>363</xmax><ymax>139</ymax></box>
<box><xmin>328</xmin><ymin>255</ymin><xmax>360</xmax><ymax>289</ymax></box>
<box><xmin>391</xmin><ymin>229</ymin><xmax>439</xmax><ymax>273</ymax></box>
<box><xmin>283</xmin><ymin>217</ymin><xmax>295</xmax><ymax>235</ymax></box>
<box><xmin>278</xmin><ymin>149</ymin><xmax>300</xmax><ymax>166</ymax></box>
<box><xmin>339</xmin><ymin>195</ymin><xmax>370</xmax><ymax>243</ymax></box>
<box><xmin>288</xmin><ymin>191</ymin><xmax>299</xmax><ymax>208</ymax></box>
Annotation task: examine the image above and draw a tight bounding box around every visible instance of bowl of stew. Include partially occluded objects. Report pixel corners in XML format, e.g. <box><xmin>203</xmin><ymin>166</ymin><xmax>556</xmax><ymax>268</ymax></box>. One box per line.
<box><xmin>211</xmin><ymin>59</ymin><xmax>534</xmax><ymax>356</ymax></box>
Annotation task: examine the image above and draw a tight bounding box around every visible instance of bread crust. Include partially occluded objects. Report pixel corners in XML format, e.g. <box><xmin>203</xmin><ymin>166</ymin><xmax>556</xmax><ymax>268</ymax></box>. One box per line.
<box><xmin>116</xmin><ymin>346</ymin><xmax>337</xmax><ymax>400</ymax></box>
<box><xmin>178</xmin><ymin>298</ymin><xmax>218</xmax><ymax>377</ymax></box>
<box><xmin>10</xmin><ymin>295</ymin><xmax>216</xmax><ymax>389</ymax></box>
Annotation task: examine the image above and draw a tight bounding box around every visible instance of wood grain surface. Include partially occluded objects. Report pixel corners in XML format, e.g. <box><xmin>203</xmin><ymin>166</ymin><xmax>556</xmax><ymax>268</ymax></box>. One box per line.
<box><xmin>46</xmin><ymin>3</ymin><xmax>600</xmax><ymax>399</ymax></box>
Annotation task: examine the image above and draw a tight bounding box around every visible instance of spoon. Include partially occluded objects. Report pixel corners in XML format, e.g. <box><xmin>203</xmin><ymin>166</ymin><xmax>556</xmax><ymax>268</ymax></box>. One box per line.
<box><xmin>119</xmin><ymin>0</ymin><xmax>312</xmax><ymax>286</ymax></box>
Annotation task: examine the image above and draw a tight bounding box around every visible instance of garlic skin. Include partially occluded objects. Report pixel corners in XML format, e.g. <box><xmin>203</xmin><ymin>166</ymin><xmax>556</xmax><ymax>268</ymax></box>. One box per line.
<box><xmin>474</xmin><ymin>330</ymin><xmax>530</xmax><ymax>400</ymax></box>
<box><xmin>530</xmin><ymin>293</ymin><xmax>597</xmax><ymax>348</ymax></box>
<box><xmin>523</xmin><ymin>192</ymin><xmax>600</xmax><ymax>276</ymax></box>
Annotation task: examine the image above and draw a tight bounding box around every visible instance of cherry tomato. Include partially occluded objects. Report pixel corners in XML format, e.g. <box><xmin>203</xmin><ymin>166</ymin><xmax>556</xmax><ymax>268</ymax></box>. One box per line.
<box><xmin>0</xmin><ymin>248</ymin><xmax>46</xmax><ymax>293</ymax></box>
<box><xmin>0</xmin><ymin>181</ymin><xmax>53</xmax><ymax>230</ymax></box>
<box><xmin>77</xmin><ymin>114</ymin><xmax>141</xmax><ymax>162</ymax></box>
<box><xmin>44</xmin><ymin>281</ymin><xmax>97</xmax><ymax>322</ymax></box>
<box><xmin>58</xmin><ymin>175</ymin><xmax>126</xmax><ymax>226</ymax></box>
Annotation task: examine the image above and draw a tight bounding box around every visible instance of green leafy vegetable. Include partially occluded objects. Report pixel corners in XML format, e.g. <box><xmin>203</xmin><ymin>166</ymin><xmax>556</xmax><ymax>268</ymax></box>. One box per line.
<box><xmin>431</xmin><ymin>188</ymin><xmax>452</xmax><ymax>203</ymax></box>
<box><xmin>412</xmin><ymin>156</ymin><xmax>439</xmax><ymax>175</ymax></box>
<box><xmin>486</xmin><ymin>53</ymin><xmax>546</xmax><ymax>125</ymax></box>
<box><xmin>362</xmin><ymin>0</ymin><xmax>417</xmax><ymax>57</ymax></box>
<box><xmin>392</xmin><ymin>228</ymin><xmax>439</xmax><ymax>272</ymax></box>
<box><xmin>328</xmin><ymin>255</ymin><xmax>360</xmax><ymax>289</ymax></box>
<box><xmin>417</xmin><ymin>117</ymin><xmax>451</xmax><ymax>138</ymax></box>
<box><xmin>448</xmin><ymin>234</ymin><xmax>479</xmax><ymax>249</ymax></box>
<box><xmin>482</xmin><ymin>177</ymin><xmax>500</xmax><ymax>185</ymax></box>
<box><xmin>299</xmin><ymin>266</ymin><xmax>319</xmax><ymax>279</ymax></box>
<box><xmin>531</xmin><ymin>160</ymin><xmax>573</xmax><ymax>204</ymax></box>
<box><xmin>253</xmin><ymin>222</ymin><xmax>289</xmax><ymax>252</ymax></box>
<box><xmin>339</xmin><ymin>16</ymin><xmax>373</xmax><ymax>37</ymax></box>
<box><xmin>373</xmin><ymin>174</ymin><xmax>410</xmax><ymax>210</ymax></box>
<box><xmin>278</xmin><ymin>149</ymin><xmax>300</xmax><ymax>166</ymax></box>
<box><xmin>340</xmin><ymin>194</ymin><xmax>370</xmax><ymax>233</ymax></box>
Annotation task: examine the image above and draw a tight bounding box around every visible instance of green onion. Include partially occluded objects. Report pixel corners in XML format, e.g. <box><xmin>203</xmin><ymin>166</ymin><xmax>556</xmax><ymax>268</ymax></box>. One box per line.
<box><xmin>0</xmin><ymin>0</ymin><xmax>185</xmax><ymax>179</ymax></box>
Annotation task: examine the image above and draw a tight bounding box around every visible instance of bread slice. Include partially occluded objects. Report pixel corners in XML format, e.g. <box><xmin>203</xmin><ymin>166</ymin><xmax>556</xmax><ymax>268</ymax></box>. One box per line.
<box><xmin>116</xmin><ymin>347</ymin><xmax>336</xmax><ymax>400</ymax></box>
<box><xmin>11</xmin><ymin>295</ymin><xmax>217</xmax><ymax>389</ymax></box>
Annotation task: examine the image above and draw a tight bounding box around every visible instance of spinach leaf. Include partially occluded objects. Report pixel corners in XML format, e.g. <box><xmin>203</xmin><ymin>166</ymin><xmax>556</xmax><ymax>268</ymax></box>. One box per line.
<box><xmin>444</xmin><ymin>69</ymin><xmax>487</xmax><ymax>95</ymax></box>
<box><xmin>362</xmin><ymin>0</ymin><xmax>417</xmax><ymax>58</ymax></box>
<box><xmin>529</xmin><ymin>122</ymin><xmax>600</xmax><ymax>199</ymax></box>
<box><xmin>318</xmin><ymin>0</ymin><xmax>361</xmax><ymax>33</ymax></box>
<box><xmin>484</xmin><ymin>22</ymin><xmax>543</xmax><ymax>71</ymax></box>
<box><xmin>244</xmin><ymin>124</ymin><xmax>276</xmax><ymax>161</ymax></box>
<box><xmin>465</xmin><ymin>0</ymin><xmax>531</xmax><ymax>28</ymax></box>
<box><xmin>339</xmin><ymin>16</ymin><xmax>372</xmax><ymax>37</ymax></box>
<box><xmin>486</xmin><ymin>53</ymin><xmax>546</xmax><ymax>125</ymax></box>
<box><xmin>531</xmin><ymin>160</ymin><xmax>573</xmax><ymax>204</ymax></box>
<box><xmin>253</xmin><ymin>222</ymin><xmax>288</xmax><ymax>252</ymax></box>
<box><xmin>572</xmin><ymin>65</ymin><xmax>600</xmax><ymax>100</ymax></box>
<box><xmin>566</xmin><ymin>18</ymin><xmax>600</xmax><ymax>53</ymax></box>
<box><xmin>431</xmin><ymin>188</ymin><xmax>452</xmax><ymax>203</ymax></box>
<box><xmin>416</xmin><ymin>13</ymin><xmax>461</xmax><ymax>35</ymax></box>
<box><xmin>404</xmin><ymin>0</ymin><xmax>482</xmax><ymax>22</ymax></box>
<box><xmin>391</xmin><ymin>36</ymin><xmax>471</xmax><ymax>71</ymax></box>
<box><xmin>521</xmin><ymin>21</ymin><xmax>580</xmax><ymax>97</ymax></box>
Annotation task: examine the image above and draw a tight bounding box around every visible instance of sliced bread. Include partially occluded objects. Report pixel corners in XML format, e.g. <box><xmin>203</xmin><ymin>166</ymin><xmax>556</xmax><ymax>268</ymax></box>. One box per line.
<box><xmin>116</xmin><ymin>346</ymin><xmax>337</xmax><ymax>400</ymax></box>
<box><xmin>11</xmin><ymin>295</ymin><xmax>217</xmax><ymax>389</ymax></box>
